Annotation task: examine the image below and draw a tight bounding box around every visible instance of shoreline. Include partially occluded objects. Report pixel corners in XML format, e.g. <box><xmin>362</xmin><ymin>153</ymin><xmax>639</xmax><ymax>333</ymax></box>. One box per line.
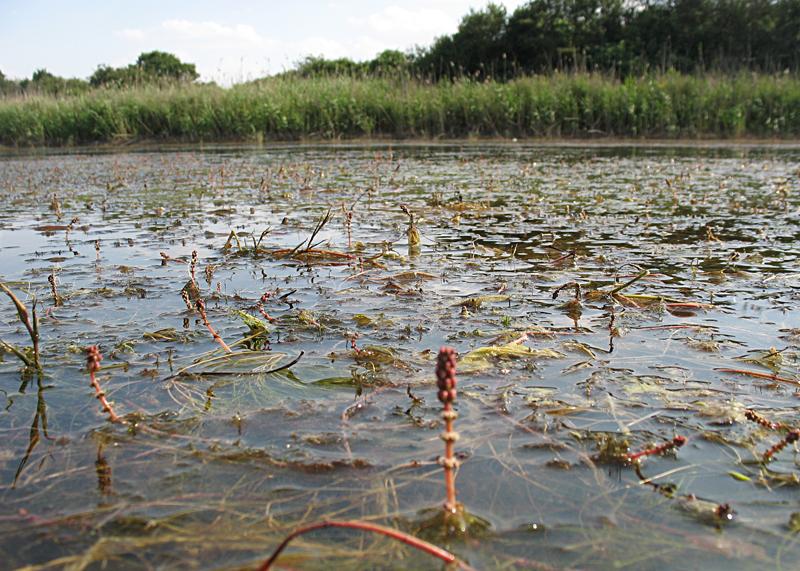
<box><xmin>2</xmin><ymin>135</ymin><xmax>800</xmax><ymax>157</ymax></box>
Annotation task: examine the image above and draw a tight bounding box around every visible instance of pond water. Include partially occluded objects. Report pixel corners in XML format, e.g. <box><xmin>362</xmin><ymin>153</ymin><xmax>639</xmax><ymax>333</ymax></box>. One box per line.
<box><xmin>1</xmin><ymin>142</ymin><xmax>799</xmax><ymax>570</ymax></box>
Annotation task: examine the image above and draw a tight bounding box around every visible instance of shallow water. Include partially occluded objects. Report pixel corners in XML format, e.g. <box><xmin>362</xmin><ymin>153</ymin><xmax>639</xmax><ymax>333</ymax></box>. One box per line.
<box><xmin>1</xmin><ymin>142</ymin><xmax>799</xmax><ymax>570</ymax></box>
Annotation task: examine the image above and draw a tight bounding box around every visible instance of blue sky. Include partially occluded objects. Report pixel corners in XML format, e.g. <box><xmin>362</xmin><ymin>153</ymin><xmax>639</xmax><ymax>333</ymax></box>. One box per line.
<box><xmin>1</xmin><ymin>0</ymin><xmax>526</xmax><ymax>84</ymax></box>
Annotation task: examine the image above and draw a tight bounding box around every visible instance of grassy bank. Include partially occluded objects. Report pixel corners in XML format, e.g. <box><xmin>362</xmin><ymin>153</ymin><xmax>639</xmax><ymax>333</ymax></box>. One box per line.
<box><xmin>1</xmin><ymin>73</ymin><xmax>799</xmax><ymax>146</ymax></box>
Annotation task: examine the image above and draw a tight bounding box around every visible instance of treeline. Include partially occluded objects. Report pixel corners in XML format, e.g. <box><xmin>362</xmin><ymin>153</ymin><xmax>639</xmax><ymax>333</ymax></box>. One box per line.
<box><xmin>295</xmin><ymin>0</ymin><xmax>800</xmax><ymax>79</ymax></box>
<box><xmin>0</xmin><ymin>51</ymin><xmax>198</xmax><ymax>97</ymax></box>
<box><xmin>3</xmin><ymin>1</ymin><xmax>799</xmax><ymax>97</ymax></box>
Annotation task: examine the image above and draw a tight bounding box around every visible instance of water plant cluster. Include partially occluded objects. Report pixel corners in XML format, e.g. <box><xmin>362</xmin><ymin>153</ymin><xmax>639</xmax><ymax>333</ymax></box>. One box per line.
<box><xmin>0</xmin><ymin>144</ymin><xmax>799</xmax><ymax>569</ymax></box>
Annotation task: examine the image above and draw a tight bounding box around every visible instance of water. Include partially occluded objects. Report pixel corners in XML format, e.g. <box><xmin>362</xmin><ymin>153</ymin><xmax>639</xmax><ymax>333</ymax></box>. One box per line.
<box><xmin>1</xmin><ymin>142</ymin><xmax>799</xmax><ymax>570</ymax></box>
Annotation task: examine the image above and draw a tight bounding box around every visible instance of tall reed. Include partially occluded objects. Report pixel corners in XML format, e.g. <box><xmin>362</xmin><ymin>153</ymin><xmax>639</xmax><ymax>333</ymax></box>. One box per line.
<box><xmin>1</xmin><ymin>73</ymin><xmax>798</xmax><ymax>146</ymax></box>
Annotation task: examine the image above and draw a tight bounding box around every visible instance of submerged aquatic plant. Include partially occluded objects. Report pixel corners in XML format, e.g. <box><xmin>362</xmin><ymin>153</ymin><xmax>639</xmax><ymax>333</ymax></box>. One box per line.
<box><xmin>258</xmin><ymin>347</ymin><xmax>479</xmax><ymax>570</ymax></box>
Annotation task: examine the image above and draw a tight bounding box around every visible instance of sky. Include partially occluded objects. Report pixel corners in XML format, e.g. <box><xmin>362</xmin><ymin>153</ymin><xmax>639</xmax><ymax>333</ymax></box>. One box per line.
<box><xmin>0</xmin><ymin>0</ymin><xmax>527</xmax><ymax>85</ymax></box>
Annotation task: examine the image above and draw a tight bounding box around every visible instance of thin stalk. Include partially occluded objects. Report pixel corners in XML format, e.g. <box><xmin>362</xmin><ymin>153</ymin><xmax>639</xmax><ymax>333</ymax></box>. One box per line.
<box><xmin>195</xmin><ymin>299</ymin><xmax>231</xmax><ymax>352</ymax></box>
<box><xmin>0</xmin><ymin>282</ymin><xmax>40</xmax><ymax>370</ymax></box>
<box><xmin>258</xmin><ymin>520</ymin><xmax>475</xmax><ymax>571</ymax></box>
<box><xmin>86</xmin><ymin>346</ymin><xmax>122</xmax><ymax>423</ymax></box>
<box><xmin>715</xmin><ymin>367</ymin><xmax>800</xmax><ymax>387</ymax></box>
<box><xmin>609</xmin><ymin>269</ymin><xmax>650</xmax><ymax>295</ymax></box>
<box><xmin>436</xmin><ymin>347</ymin><xmax>460</xmax><ymax>513</ymax></box>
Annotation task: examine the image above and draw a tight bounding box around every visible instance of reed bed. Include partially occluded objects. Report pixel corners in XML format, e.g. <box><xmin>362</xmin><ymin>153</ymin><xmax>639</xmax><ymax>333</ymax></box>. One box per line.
<box><xmin>1</xmin><ymin>72</ymin><xmax>799</xmax><ymax>146</ymax></box>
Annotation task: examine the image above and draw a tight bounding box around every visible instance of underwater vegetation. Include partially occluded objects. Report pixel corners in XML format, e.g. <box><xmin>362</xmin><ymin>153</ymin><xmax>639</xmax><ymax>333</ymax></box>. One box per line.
<box><xmin>0</xmin><ymin>143</ymin><xmax>799</xmax><ymax>569</ymax></box>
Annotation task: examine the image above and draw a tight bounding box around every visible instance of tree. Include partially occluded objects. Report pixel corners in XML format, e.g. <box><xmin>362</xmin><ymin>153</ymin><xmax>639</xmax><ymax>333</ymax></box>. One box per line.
<box><xmin>90</xmin><ymin>52</ymin><xmax>199</xmax><ymax>87</ymax></box>
<box><xmin>135</xmin><ymin>51</ymin><xmax>199</xmax><ymax>81</ymax></box>
<box><xmin>368</xmin><ymin>50</ymin><xmax>410</xmax><ymax>75</ymax></box>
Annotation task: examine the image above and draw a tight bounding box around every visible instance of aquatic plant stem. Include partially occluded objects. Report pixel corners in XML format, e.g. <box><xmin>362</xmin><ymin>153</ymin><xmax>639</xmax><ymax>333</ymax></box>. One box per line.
<box><xmin>195</xmin><ymin>299</ymin><xmax>231</xmax><ymax>353</ymax></box>
<box><xmin>609</xmin><ymin>269</ymin><xmax>650</xmax><ymax>295</ymax></box>
<box><xmin>189</xmin><ymin>250</ymin><xmax>198</xmax><ymax>286</ymax></box>
<box><xmin>436</xmin><ymin>346</ymin><xmax>459</xmax><ymax>513</ymax></box>
<box><xmin>762</xmin><ymin>430</ymin><xmax>800</xmax><ymax>462</ymax></box>
<box><xmin>744</xmin><ymin>409</ymin><xmax>787</xmax><ymax>431</ymax></box>
<box><xmin>258</xmin><ymin>520</ymin><xmax>474</xmax><ymax>571</ymax></box>
<box><xmin>624</xmin><ymin>436</ymin><xmax>687</xmax><ymax>463</ymax></box>
<box><xmin>443</xmin><ymin>402</ymin><xmax>458</xmax><ymax>511</ymax></box>
<box><xmin>86</xmin><ymin>346</ymin><xmax>121</xmax><ymax>423</ymax></box>
<box><xmin>0</xmin><ymin>339</ymin><xmax>34</xmax><ymax>369</ymax></box>
<box><xmin>0</xmin><ymin>282</ymin><xmax>41</xmax><ymax>370</ymax></box>
<box><xmin>715</xmin><ymin>367</ymin><xmax>800</xmax><ymax>387</ymax></box>
<box><xmin>256</xmin><ymin>292</ymin><xmax>276</xmax><ymax>323</ymax></box>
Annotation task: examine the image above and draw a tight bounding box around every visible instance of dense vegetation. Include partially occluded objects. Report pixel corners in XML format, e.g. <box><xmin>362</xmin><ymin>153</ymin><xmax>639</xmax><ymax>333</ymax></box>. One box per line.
<box><xmin>0</xmin><ymin>51</ymin><xmax>198</xmax><ymax>97</ymax></box>
<box><xmin>1</xmin><ymin>73</ymin><xmax>798</xmax><ymax>145</ymax></box>
<box><xmin>1</xmin><ymin>1</ymin><xmax>799</xmax><ymax>145</ymax></box>
<box><xmin>291</xmin><ymin>0</ymin><xmax>800</xmax><ymax>80</ymax></box>
<box><xmin>415</xmin><ymin>0</ymin><xmax>800</xmax><ymax>78</ymax></box>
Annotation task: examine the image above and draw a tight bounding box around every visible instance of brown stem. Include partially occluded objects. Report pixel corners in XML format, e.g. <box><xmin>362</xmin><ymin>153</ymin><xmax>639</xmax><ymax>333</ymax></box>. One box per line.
<box><xmin>256</xmin><ymin>292</ymin><xmax>276</xmax><ymax>323</ymax></box>
<box><xmin>744</xmin><ymin>409</ymin><xmax>786</xmax><ymax>431</ymax></box>
<box><xmin>196</xmin><ymin>300</ymin><xmax>231</xmax><ymax>352</ymax></box>
<box><xmin>0</xmin><ymin>282</ymin><xmax>40</xmax><ymax>371</ymax></box>
<box><xmin>762</xmin><ymin>430</ymin><xmax>800</xmax><ymax>462</ymax></box>
<box><xmin>436</xmin><ymin>347</ymin><xmax>460</xmax><ymax>513</ymax></box>
<box><xmin>0</xmin><ymin>338</ymin><xmax>34</xmax><ymax>368</ymax></box>
<box><xmin>624</xmin><ymin>436</ymin><xmax>686</xmax><ymax>463</ymax></box>
<box><xmin>31</xmin><ymin>299</ymin><xmax>40</xmax><ymax>369</ymax></box>
<box><xmin>443</xmin><ymin>403</ymin><xmax>457</xmax><ymax>512</ymax></box>
<box><xmin>715</xmin><ymin>367</ymin><xmax>800</xmax><ymax>387</ymax></box>
<box><xmin>609</xmin><ymin>269</ymin><xmax>649</xmax><ymax>295</ymax></box>
<box><xmin>189</xmin><ymin>250</ymin><xmax>198</xmax><ymax>286</ymax></box>
<box><xmin>86</xmin><ymin>346</ymin><xmax>122</xmax><ymax>423</ymax></box>
<box><xmin>258</xmin><ymin>520</ymin><xmax>474</xmax><ymax>571</ymax></box>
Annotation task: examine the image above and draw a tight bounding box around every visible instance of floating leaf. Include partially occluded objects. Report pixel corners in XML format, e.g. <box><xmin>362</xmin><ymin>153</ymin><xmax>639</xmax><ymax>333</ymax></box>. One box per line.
<box><xmin>233</xmin><ymin>310</ymin><xmax>269</xmax><ymax>333</ymax></box>
<box><xmin>143</xmin><ymin>328</ymin><xmax>184</xmax><ymax>342</ymax></box>
<box><xmin>457</xmin><ymin>294</ymin><xmax>510</xmax><ymax>310</ymax></box>
<box><xmin>354</xmin><ymin>345</ymin><xmax>400</xmax><ymax>366</ymax></box>
<box><xmin>460</xmin><ymin>342</ymin><xmax>563</xmax><ymax>372</ymax></box>
<box><xmin>352</xmin><ymin>314</ymin><xmax>373</xmax><ymax>326</ymax></box>
<box><xmin>737</xmin><ymin>347</ymin><xmax>783</xmax><ymax>373</ymax></box>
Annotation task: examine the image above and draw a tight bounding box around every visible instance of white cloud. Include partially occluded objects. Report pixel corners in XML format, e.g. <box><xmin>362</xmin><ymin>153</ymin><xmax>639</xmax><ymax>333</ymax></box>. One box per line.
<box><xmin>348</xmin><ymin>5</ymin><xmax>456</xmax><ymax>49</ymax></box>
<box><xmin>161</xmin><ymin>20</ymin><xmax>262</xmax><ymax>44</ymax></box>
<box><xmin>98</xmin><ymin>2</ymin><xmax>530</xmax><ymax>85</ymax></box>
<box><xmin>116</xmin><ymin>28</ymin><xmax>145</xmax><ymax>41</ymax></box>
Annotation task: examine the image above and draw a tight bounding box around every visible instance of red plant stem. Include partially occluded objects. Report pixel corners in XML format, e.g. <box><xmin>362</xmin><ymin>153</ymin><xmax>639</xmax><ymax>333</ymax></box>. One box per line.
<box><xmin>258</xmin><ymin>520</ymin><xmax>473</xmax><ymax>571</ymax></box>
<box><xmin>196</xmin><ymin>300</ymin><xmax>231</xmax><ymax>352</ymax></box>
<box><xmin>624</xmin><ymin>436</ymin><xmax>686</xmax><ymax>462</ymax></box>
<box><xmin>664</xmin><ymin>302</ymin><xmax>713</xmax><ymax>309</ymax></box>
<box><xmin>442</xmin><ymin>402</ymin><xmax>457</xmax><ymax>511</ymax></box>
<box><xmin>436</xmin><ymin>347</ymin><xmax>459</xmax><ymax>513</ymax></box>
<box><xmin>86</xmin><ymin>346</ymin><xmax>121</xmax><ymax>423</ymax></box>
<box><xmin>762</xmin><ymin>430</ymin><xmax>800</xmax><ymax>462</ymax></box>
<box><xmin>744</xmin><ymin>409</ymin><xmax>786</xmax><ymax>431</ymax></box>
<box><xmin>715</xmin><ymin>367</ymin><xmax>800</xmax><ymax>387</ymax></box>
<box><xmin>256</xmin><ymin>292</ymin><xmax>276</xmax><ymax>323</ymax></box>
